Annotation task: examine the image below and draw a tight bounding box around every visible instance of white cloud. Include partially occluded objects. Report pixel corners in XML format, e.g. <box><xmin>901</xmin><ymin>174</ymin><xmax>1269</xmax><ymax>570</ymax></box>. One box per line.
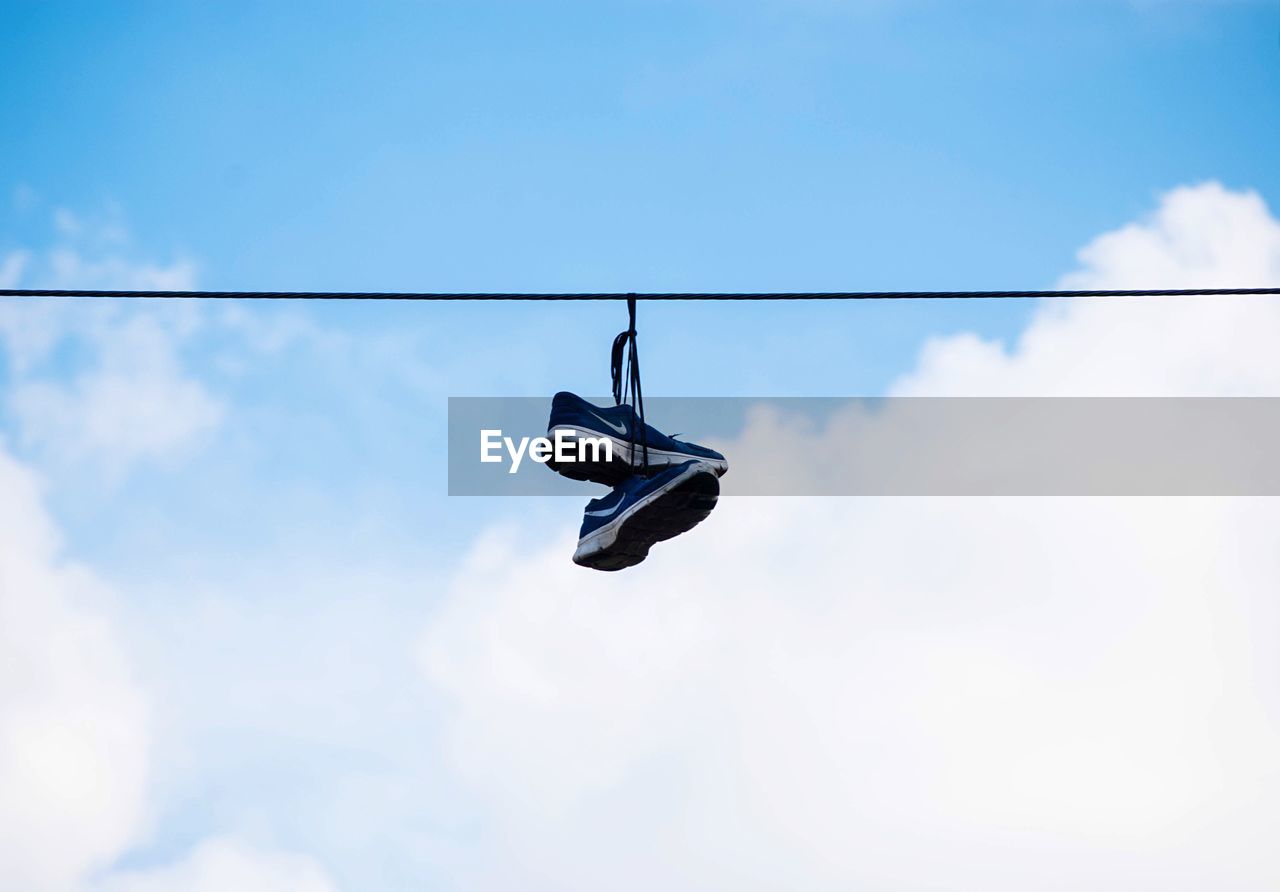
<box><xmin>0</xmin><ymin>444</ymin><xmax>151</xmax><ymax>890</ymax></box>
<box><xmin>1</xmin><ymin>205</ymin><xmax>338</xmax><ymax>891</ymax></box>
<box><xmin>0</xmin><ymin>208</ymin><xmax>221</xmax><ymax>472</ymax></box>
<box><xmin>8</xmin><ymin>311</ymin><xmax>223</xmax><ymax>470</ymax></box>
<box><xmin>93</xmin><ymin>839</ymin><xmax>339</xmax><ymax>892</ymax></box>
<box><xmin>894</xmin><ymin>182</ymin><xmax>1280</xmax><ymax>397</ymax></box>
<box><xmin>417</xmin><ymin>182</ymin><xmax>1280</xmax><ymax>889</ymax></box>
<box><xmin>0</xmin><ymin>441</ymin><xmax>339</xmax><ymax>887</ymax></box>
<box><xmin>41</xmin><ymin>247</ymin><xmax>196</xmax><ymax>292</ymax></box>
<box><xmin>424</xmin><ymin>500</ymin><xmax>1280</xmax><ymax>890</ymax></box>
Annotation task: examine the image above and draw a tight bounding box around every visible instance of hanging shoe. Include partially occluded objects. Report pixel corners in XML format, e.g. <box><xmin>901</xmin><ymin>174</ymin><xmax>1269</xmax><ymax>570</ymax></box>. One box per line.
<box><xmin>573</xmin><ymin>460</ymin><xmax>720</xmax><ymax>571</ymax></box>
<box><xmin>546</xmin><ymin>391</ymin><xmax>729</xmax><ymax>485</ymax></box>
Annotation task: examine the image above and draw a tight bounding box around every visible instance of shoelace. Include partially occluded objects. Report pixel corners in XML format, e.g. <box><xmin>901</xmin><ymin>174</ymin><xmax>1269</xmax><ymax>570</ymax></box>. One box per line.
<box><xmin>610</xmin><ymin>294</ymin><xmax>648</xmax><ymax>473</ymax></box>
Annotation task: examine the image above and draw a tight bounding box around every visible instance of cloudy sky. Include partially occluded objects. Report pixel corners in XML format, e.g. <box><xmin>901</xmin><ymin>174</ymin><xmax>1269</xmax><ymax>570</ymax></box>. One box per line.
<box><xmin>3</xmin><ymin>1</ymin><xmax>1280</xmax><ymax>889</ymax></box>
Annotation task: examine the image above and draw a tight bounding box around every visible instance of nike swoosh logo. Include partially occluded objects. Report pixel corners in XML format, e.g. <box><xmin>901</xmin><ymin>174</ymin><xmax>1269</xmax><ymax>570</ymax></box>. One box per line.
<box><xmin>585</xmin><ymin>503</ymin><xmax>624</xmax><ymax>518</ymax></box>
<box><xmin>586</xmin><ymin>410</ymin><xmax>628</xmax><ymax>436</ymax></box>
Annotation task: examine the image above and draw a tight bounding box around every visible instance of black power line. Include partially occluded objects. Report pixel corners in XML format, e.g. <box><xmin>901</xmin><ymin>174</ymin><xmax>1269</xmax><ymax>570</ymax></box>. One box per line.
<box><xmin>1</xmin><ymin>288</ymin><xmax>1279</xmax><ymax>301</ymax></box>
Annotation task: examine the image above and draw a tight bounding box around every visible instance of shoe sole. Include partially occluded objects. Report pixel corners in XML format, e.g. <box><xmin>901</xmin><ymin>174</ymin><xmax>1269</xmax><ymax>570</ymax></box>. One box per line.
<box><xmin>547</xmin><ymin>425</ymin><xmax>729</xmax><ymax>486</ymax></box>
<box><xmin>573</xmin><ymin>465</ymin><xmax>720</xmax><ymax>571</ymax></box>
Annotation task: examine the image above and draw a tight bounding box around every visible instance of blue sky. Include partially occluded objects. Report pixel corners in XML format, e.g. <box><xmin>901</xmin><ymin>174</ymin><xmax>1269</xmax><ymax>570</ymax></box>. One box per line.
<box><xmin>5</xmin><ymin>0</ymin><xmax>1279</xmax><ymax>406</ymax></box>
<box><xmin>8</xmin><ymin>0</ymin><xmax>1279</xmax><ymax>292</ymax></box>
<box><xmin>4</xmin><ymin>0</ymin><xmax>1273</xmax><ymax>560</ymax></box>
<box><xmin>3</xmin><ymin>2</ymin><xmax>1280</xmax><ymax>890</ymax></box>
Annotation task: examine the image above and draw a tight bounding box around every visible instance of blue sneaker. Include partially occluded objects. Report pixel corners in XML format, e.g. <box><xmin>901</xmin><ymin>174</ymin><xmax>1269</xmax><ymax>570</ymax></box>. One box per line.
<box><xmin>546</xmin><ymin>391</ymin><xmax>729</xmax><ymax>485</ymax></box>
<box><xmin>573</xmin><ymin>460</ymin><xmax>720</xmax><ymax>571</ymax></box>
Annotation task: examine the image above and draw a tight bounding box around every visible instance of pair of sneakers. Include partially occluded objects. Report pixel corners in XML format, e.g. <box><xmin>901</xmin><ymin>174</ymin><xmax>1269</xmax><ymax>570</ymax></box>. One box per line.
<box><xmin>545</xmin><ymin>391</ymin><xmax>729</xmax><ymax>571</ymax></box>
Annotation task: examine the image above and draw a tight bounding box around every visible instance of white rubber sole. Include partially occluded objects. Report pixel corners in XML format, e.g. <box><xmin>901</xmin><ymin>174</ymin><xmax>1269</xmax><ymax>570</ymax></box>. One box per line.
<box><xmin>573</xmin><ymin>463</ymin><xmax>720</xmax><ymax>571</ymax></box>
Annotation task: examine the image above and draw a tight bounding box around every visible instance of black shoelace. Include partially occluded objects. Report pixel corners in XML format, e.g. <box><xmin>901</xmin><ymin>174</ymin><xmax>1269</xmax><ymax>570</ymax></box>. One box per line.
<box><xmin>610</xmin><ymin>294</ymin><xmax>648</xmax><ymax>474</ymax></box>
